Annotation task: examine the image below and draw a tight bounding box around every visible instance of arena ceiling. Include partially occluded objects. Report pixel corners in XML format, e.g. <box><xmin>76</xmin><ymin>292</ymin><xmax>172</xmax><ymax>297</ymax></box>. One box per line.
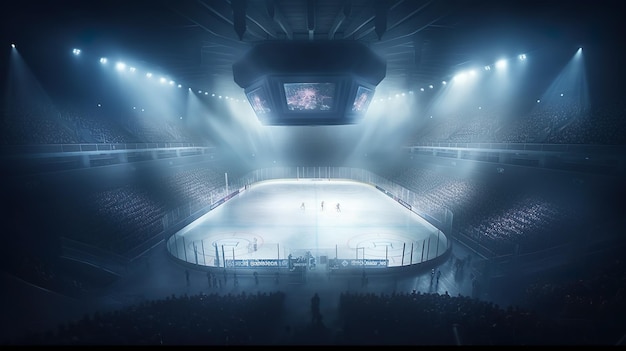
<box><xmin>3</xmin><ymin>0</ymin><xmax>623</xmax><ymax>101</ymax></box>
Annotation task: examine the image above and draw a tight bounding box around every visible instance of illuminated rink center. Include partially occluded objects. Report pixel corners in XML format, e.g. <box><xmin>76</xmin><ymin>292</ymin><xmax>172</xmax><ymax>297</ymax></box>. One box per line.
<box><xmin>167</xmin><ymin>179</ymin><xmax>448</xmax><ymax>270</ymax></box>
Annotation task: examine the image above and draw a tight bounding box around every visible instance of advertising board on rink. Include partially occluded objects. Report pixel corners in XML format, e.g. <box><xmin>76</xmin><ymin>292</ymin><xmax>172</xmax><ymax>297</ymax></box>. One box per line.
<box><xmin>223</xmin><ymin>258</ymin><xmax>388</xmax><ymax>269</ymax></box>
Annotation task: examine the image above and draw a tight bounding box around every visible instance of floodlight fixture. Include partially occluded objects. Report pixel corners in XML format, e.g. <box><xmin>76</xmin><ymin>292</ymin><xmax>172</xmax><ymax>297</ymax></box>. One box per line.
<box><xmin>495</xmin><ymin>59</ymin><xmax>507</xmax><ymax>69</ymax></box>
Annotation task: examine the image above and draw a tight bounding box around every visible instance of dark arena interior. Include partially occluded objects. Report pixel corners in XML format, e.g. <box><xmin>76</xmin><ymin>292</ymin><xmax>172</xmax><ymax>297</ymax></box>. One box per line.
<box><xmin>1</xmin><ymin>0</ymin><xmax>626</xmax><ymax>346</ymax></box>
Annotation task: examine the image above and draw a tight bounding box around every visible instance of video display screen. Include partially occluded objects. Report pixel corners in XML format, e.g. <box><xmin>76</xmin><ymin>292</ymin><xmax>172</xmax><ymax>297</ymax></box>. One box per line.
<box><xmin>246</xmin><ymin>86</ymin><xmax>272</xmax><ymax>115</ymax></box>
<box><xmin>283</xmin><ymin>82</ymin><xmax>336</xmax><ymax>111</ymax></box>
<box><xmin>351</xmin><ymin>85</ymin><xmax>374</xmax><ymax>113</ymax></box>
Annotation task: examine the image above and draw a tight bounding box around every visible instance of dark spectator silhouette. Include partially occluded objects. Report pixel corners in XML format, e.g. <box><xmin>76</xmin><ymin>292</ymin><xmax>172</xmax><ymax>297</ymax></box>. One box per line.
<box><xmin>311</xmin><ymin>293</ymin><xmax>321</xmax><ymax>325</ymax></box>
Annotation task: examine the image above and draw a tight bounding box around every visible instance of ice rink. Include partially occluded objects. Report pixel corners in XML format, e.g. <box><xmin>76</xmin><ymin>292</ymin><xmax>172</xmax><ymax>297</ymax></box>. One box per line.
<box><xmin>168</xmin><ymin>179</ymin><xmax>448</xmax><ymax>268</ymax></box>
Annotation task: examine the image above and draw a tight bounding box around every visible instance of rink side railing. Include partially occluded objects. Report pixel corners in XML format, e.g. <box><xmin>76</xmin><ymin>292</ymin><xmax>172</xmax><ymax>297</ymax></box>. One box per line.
<box><xmin>163</xmin><ymin>166</ymin><xmax>453</xmax><ymax>270</ymax></box>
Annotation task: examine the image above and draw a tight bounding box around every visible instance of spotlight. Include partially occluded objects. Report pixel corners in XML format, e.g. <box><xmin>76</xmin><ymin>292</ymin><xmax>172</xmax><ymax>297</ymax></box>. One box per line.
<box><xmin>495</xmin><ymin>59</ymin><xmax>507</xmax><ymax>69</ymax></box>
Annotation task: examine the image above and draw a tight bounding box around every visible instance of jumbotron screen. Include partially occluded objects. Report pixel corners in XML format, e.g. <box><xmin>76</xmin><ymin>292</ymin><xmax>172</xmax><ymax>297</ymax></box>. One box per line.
<box><xmin>351</xmin><ymin>85</ymin><xmax>374</xmax><ymax>113</ymax></box>
<box><xmin>283</xmin><ymin>82</ymin><xmax>336</xmax><ymax>111</ymax></box>
<box><xmin>246</xmin><ymin>86</ymin><xmax>272</xmax><ymax>115</ymax></box>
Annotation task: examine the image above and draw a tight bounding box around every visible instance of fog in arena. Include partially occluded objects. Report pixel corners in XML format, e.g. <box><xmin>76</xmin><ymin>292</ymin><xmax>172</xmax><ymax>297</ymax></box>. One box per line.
<box><xmin>1</xmin><ymin>0</ymin><xmax>625</xmax><ymax>346</ymax></box>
